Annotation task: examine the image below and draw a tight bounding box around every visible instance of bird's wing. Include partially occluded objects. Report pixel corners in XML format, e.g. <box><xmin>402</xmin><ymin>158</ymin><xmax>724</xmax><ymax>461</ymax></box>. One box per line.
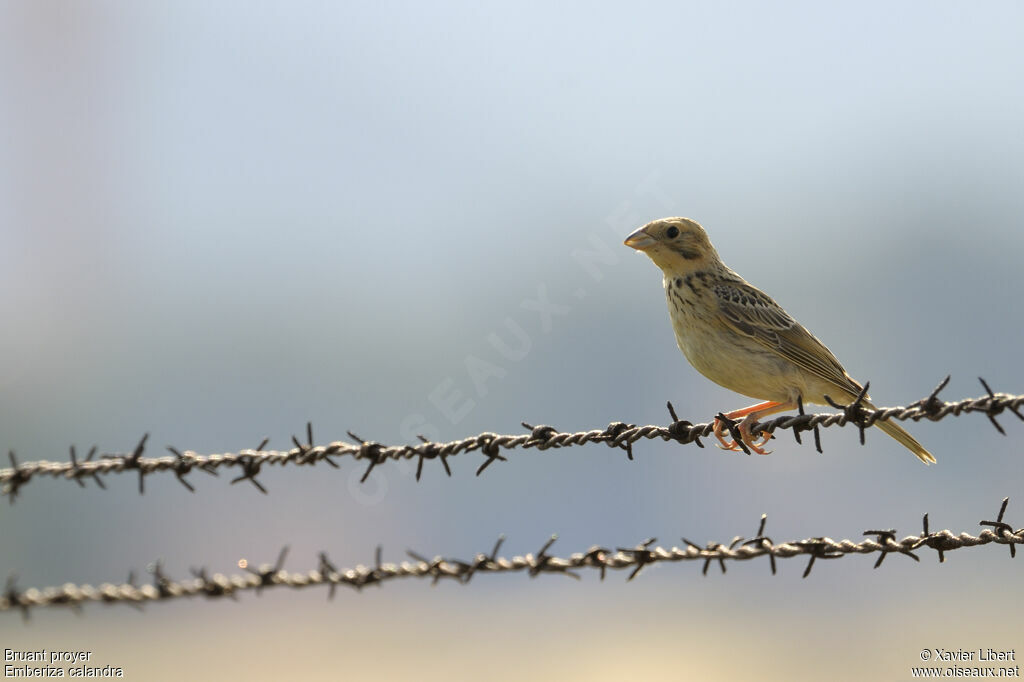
<box><xmin>712</xmin><ymin>279</ymin><xmax>863</xmax><ymax>397</ymax></box>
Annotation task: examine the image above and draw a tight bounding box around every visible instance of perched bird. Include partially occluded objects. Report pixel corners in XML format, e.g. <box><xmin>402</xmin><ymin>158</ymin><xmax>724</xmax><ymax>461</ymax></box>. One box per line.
<box><xmin>624</xmin><ymin>217</ymin><xmax>934</xmax><ymax>463</ymax></box>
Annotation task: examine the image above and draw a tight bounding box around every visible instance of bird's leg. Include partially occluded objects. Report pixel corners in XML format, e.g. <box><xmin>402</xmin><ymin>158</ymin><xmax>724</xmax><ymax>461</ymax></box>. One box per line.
<box><xmin>714</xmin><ymin>401</ymin><xmax>780</xmax><ymax>451</ymax></box>
<box><xmin>714</xmin><ymin>401</ymin><xmax>797</xmax><ymax>455</ymax></box>
<box><xmin>736</xmin><ymin>402</ymin><xmax>797</xmax><ymax>454</ymax></box>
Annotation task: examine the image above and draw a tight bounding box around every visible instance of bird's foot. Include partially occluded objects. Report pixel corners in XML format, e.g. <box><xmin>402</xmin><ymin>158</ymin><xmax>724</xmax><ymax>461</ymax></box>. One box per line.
<box><xmin>712</xmin><ymin>417</ymin><xmax>742</xmax><ymax>451</ymax></box>
<box><xmin>713</xmin><ymin>414</ymin><xmax>774</xmax><ymax>455</ymax></box>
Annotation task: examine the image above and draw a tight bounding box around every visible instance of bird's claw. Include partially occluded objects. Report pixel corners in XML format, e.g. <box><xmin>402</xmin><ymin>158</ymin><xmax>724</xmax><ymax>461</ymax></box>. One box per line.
<box><xmin>713</xmin><ymin>416</ymin><xmax>773</xmax><ymax>455</ymax></box>
<box><xmin>745</xmin><ymin>433</ymin><xmax>773</xmax><ymax>455</ymax></box>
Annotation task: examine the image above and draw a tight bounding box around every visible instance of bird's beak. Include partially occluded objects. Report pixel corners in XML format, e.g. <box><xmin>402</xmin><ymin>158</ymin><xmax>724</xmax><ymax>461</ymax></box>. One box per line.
<box><xmin>623</xmin><ymin>226</ymin><xmax>656</xmax><ymax>251</ymax></box>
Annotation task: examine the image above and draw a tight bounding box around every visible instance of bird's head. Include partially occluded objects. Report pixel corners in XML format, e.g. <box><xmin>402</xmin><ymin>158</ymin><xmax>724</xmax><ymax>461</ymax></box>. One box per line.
<box><xmin>623</xmin><ymin>217</ymin><xmax>718</xmax><ymax>273</ymax></box>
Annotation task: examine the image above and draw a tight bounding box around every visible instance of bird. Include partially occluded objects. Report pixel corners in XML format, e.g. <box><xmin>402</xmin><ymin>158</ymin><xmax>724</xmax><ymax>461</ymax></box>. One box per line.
<box><xmin>623</xmin><ymin>217</ymin><xmax>935</xmax><ymax>463</ymax></box>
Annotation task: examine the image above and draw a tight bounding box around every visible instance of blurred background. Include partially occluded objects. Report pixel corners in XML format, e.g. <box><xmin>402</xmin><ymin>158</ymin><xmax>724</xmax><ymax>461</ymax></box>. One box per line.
<box><xmin>1</xmin><ymin>1</ymin><xmax>1022</xmax><ymax>680</ymax></box>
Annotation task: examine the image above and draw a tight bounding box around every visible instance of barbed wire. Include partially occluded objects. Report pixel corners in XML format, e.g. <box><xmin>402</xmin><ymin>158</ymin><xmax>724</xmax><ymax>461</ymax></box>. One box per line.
<box><xmin>2</xmin><ymin>497</ymin><xmax>1019</xmax><ymax>618</ymax></box>
<box><xmin>1</xmin><ymin>376</ymin><xmax>1021</xmax><ymax>500</ymax></box>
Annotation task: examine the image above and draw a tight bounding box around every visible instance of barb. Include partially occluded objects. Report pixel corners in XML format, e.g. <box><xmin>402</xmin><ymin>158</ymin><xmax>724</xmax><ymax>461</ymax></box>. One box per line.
<box><xmin>2</xmin><ymin>377</ymin><xmax>1022</xmax><ymax>499</ymax></box>
<box><xmin>2</xmin><ymin>498</ymin><xmax>1020</xmax><ymax>617</ymax></box>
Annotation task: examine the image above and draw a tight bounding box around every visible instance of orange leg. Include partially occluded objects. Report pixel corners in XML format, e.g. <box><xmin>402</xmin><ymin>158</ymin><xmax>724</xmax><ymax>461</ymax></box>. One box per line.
<box><xmin>714</xmin><ymin>401</ymin><xmax>797</xmax><ymax>455</ymax></box>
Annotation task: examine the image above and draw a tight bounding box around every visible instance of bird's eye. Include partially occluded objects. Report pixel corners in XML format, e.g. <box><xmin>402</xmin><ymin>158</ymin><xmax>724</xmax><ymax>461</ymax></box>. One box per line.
<box><xmin>666</xmin><ymin>226</ymin><xmax>679</xmax><ymax>239</ymax></box>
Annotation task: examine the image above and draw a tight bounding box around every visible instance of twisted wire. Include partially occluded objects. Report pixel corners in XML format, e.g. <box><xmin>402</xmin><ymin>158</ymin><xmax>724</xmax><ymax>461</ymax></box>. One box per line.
<box><xmin>2</xmin><ymin>497</ymin><xmax>1019</xmax><ymax>617</ymax></box>
<box><xmin>1</xmin><ymin>376</ymin><xmax>1021</xmax><ymax>499</ymax></box>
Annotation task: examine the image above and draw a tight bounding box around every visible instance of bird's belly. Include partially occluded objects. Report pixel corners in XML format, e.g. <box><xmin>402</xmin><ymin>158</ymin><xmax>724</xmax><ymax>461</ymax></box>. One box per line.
<box><xmin>670</xmin><ymin>314</ymin><xmax>803</xmax><ymax>402</ymax></box>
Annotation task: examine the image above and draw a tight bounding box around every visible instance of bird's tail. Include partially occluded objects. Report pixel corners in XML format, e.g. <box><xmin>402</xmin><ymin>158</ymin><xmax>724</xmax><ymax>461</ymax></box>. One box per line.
<box><xmin>862</xmin><ymin>399</ymin><xmax>936</xmax><ymax>464</ymax></box>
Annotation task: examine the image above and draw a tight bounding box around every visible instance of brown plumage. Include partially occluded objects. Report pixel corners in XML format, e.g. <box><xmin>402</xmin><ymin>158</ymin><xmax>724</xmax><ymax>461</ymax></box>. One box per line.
<box><xmin>624</xmin><ymin>216</ymin><xmax>935</xmax><ymax>463</ymax></box>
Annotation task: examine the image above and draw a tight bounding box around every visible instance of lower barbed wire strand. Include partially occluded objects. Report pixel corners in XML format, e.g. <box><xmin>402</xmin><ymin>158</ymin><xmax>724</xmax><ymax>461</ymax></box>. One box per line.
<box><xmin>1</xmin><ymin>498</ymin><xmax>1021</xmax><ymax>615</ymax></box>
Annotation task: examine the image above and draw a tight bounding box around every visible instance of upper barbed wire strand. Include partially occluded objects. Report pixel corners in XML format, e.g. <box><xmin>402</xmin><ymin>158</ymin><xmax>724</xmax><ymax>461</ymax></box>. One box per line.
<box><xmin>1</xmin><ymin>377</ymin><xmax>1022</xmax><ymax>499</ymax></box>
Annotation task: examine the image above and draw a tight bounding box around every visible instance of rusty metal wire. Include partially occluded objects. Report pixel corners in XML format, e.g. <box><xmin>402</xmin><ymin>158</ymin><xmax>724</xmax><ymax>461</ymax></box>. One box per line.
<box><xmin>1</xmin><ymin>376</ymin><xmax>1021</xmax><ymax>500</ymax></box>
<box><xmin>2</xmin><ymin>497</ymin><xmax>1019</xmax><ymax>617</ymax></box>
